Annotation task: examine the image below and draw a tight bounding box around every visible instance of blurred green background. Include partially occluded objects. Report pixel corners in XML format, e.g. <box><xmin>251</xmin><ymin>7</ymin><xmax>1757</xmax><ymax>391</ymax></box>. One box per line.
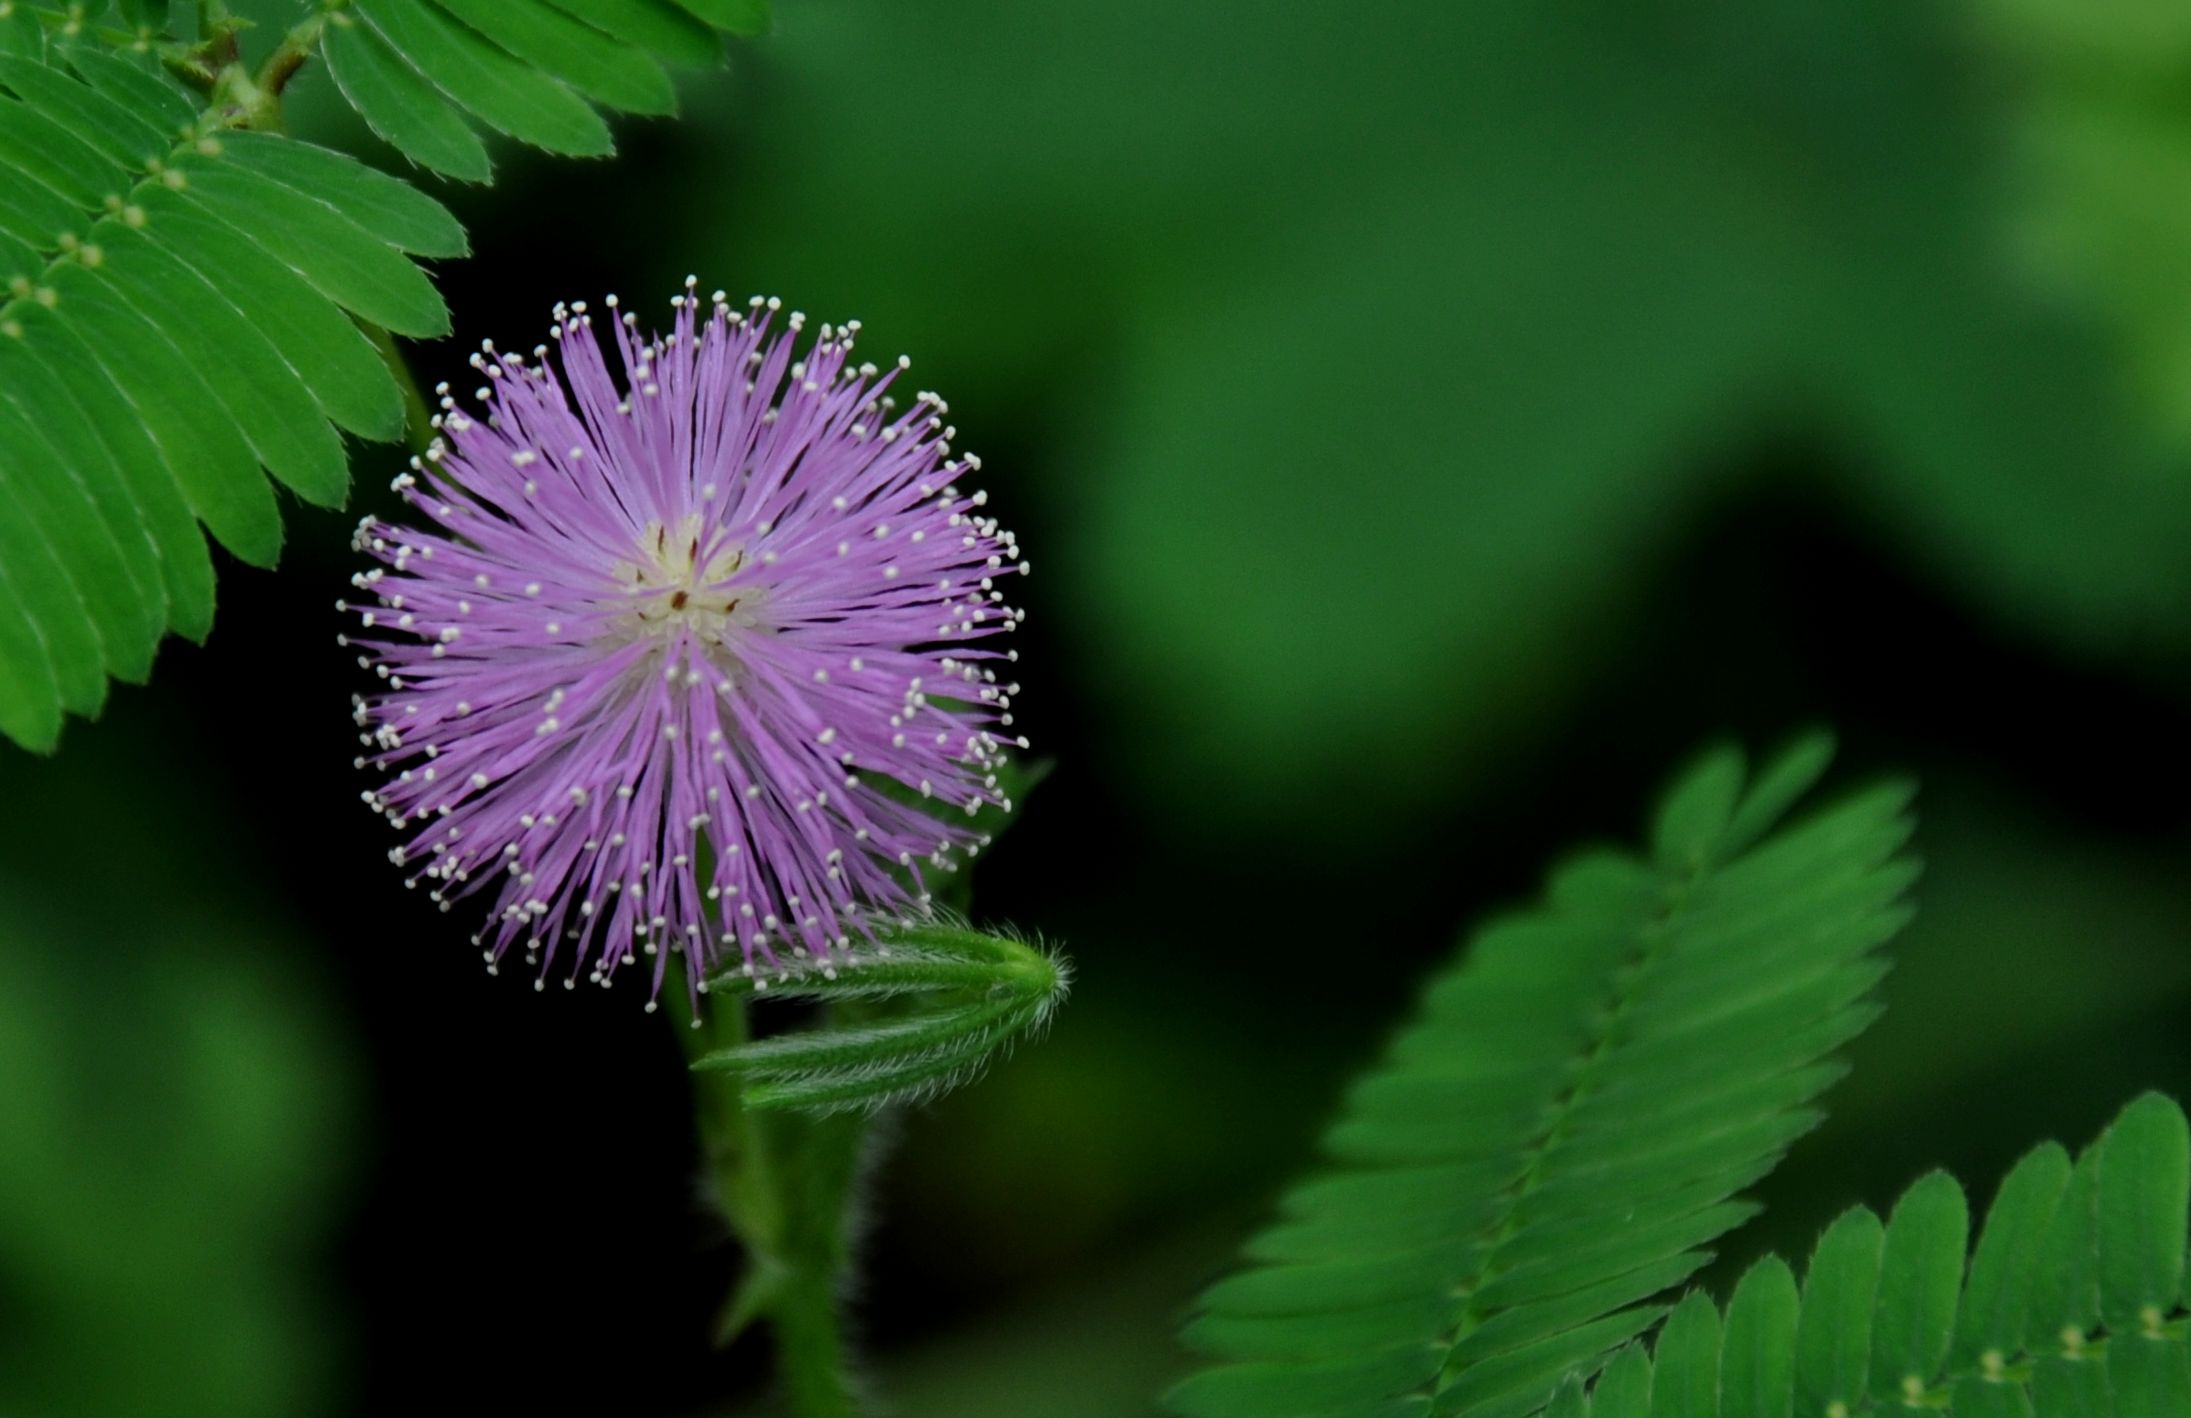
<box><xmin>6</xmin><ymin>0</ymin><xmax>2191</xmax><ymax>1413</ymax></box>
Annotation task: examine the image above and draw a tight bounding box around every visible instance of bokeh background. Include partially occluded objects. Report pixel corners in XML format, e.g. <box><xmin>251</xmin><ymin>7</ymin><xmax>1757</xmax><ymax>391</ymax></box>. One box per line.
<box><xmin>6</xmin><ymin>0</ymin><xmax>2191</xmax><ymax>1413</ymax></box>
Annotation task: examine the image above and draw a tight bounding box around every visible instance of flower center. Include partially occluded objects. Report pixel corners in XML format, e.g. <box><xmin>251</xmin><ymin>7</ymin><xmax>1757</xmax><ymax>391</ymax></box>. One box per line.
<box><xmin>617</xmin><ymin>514</ymin><xmax>767</xmax><ymax>656</ymax></box>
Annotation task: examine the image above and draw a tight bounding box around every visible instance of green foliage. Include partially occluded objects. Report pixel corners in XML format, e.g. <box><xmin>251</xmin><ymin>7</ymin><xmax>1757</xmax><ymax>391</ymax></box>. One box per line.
<box><xmin>1167</xmin><ymin>736</ymin><xmax>1920</xmax><ymax>1417</ymax></box>
<box><xmin>0</xmin><ymin>48</ymin><xmax>415</xmax><ymax>751</ymax></box>
<box><xmin>696</xmin><ymin>922</ymin><xmax>1071</xmax><ymax>1114</ymax></box>
<box><xmin>0</xmin><ymin>1</ymin><xmax>768</xmax><ymax>754</ymax></box>
<box><xmin>1975</xmin><ymin>0</ymin><xmax>2191</xmax><ymax>440</ymax></box>
<box><xmin>1161</xmin><ymin>732</ymin><xmax>2191</xmax><ymax>1418</ymax></box>
<box><xmin>1542</xmin><ymin>1094</ymin><xmax>2191</xmax><ymax>1415</ymax></box>
<box><xmin>0</xmin><ymin>901</ymin><xmax>350</xmax><ymax>1418</ymax></box>
<box><xmin>321</xmin><ymin>0</ymin><xmax>756</xmax><ymax>177</ymax></box>
<box><xmin>0</xmin><ymin>721</ymin><xmax>355</xmax><ymax>1418</ymax></box>
<box><xmin>720</xmin><ymin>0</ymin><xmax>2191</xmax><ymax>838</ymax></box>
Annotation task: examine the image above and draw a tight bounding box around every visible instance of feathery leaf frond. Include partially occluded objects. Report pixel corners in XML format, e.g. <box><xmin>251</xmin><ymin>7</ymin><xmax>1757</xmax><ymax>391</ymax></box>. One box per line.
<box><xmin>1543</xmin><ymin>1093</ymin><xmax>2191</xmax><ymax>1416</ymax></box>
<box><xmin>0</xmin><ymin>2</ymin><xmax>770</xmax><ymax>752</ymax></box>
<box><xmin>1169</xmin><ymin>735</ymin><xmax>1920</xmax><ymax>1418</ymax></box>
<box><xmin>0</xmin><ymin>45</ymin><xmax>439</xmax><ymax>749</ymax></box>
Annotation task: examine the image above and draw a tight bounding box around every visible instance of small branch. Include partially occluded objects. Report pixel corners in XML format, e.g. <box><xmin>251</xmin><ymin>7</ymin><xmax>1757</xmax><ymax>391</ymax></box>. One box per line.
<box><xmin>257</xmin><ymin>16</ymin><xmax>329</xmax><ymax>102</ymax></box>
<box><xmin>772</xmin><ymin>1275</ymin><xmax>860</xmax><ymax>1418</ymax></box>
<box><xmin>13</xmin><ymin>1</ymin><xmax>321</xmax><ymax>120</ymax></box>
<box><xmin>673</xmin><ymin>988</ymin><xmax>873</xmax><ymax>1416</ymax></box>
<box><xmin>258</xmin><ymin>41</ymin><xmax>308</xmax><ymax>99</ymax></box>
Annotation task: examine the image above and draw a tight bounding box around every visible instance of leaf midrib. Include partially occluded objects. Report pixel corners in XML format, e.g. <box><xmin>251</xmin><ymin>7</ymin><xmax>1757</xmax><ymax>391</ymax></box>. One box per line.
<box><xmin>1426</xmin><ymin>874</ymin><xmax>1701</xmax><ymax>1398</ymax></box>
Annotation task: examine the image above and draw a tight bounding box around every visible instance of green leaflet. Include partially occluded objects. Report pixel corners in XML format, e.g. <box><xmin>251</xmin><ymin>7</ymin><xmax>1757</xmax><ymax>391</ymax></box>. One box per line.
<box><xmin>0</xmin><ymin>554</ymin><xmax>61</xmax><ymax>747</ymax></box>
<box><xmin>353</xmin><ymin>0</ymin><xmax>614</xmax><ymax>157</ymax></box>
<box><xmin>1595</xmin><ymin>1346</ymin><xmax>1654</xmax><ymax>1418</ymax></box>
<box><xmin>2111</xmin><ymin>1332</ymin><xmax>2191</xmax><ymax>1417</ymax></box>
<box><xmin>0</xmin><ymin>147</ymin><xmax>91</xmax><ymax>243</ymax></box>
<box><xmin>1508</xmin><ymin>1097</ymin><xmax>2191</xmax><ymax>1417</ymax></box>
<box><xmin>1949</xmin><ymin>1376</ymin><xmax>2033</xmax><ymax>1418</ymax></box>
<box><xmin>697</xmin><ymin>923</ymin><xmax>1070</xmax><ymax>1115</ymax></box>
<box><xmin>90</xmin><ymin>216</ymin><xmax>348</xmax><ymax>493</ymax></box>
<box><xmin>0</xmin><ymin>10</ymin><xmax>41</xmax><ymax>60</ymax></box>
<box><xmin>2029</xmin><ymin>1147</ymin><xmax>2105</xmax><ymax>1349</ymax></box>
<box><xmin>2096</xmin><ymin>1094</ymin><xmax>2191</xmax><ymax>1335</ymax></box>
<box><xmin>1953</xmin><ymin>1145</ymin><xmax>2074</xmax><ymax>1373</ymax></box>
<box><xmin>0</xmin><ymin>91</ymin><xmax>126</xmax><ymax>207</ymax></box>
<box><xmin>10</xmin><ymin>299</ymin><xmax>214</xmax><ymax>646</ymax></box>
<box><xmin>321</xmin><ymin>0</ymin><xmax>768</xmax><ymax>176</ymax></box>
<box><xmin>134</xmin><ymin>185</ymin><xmax>407</xmax><ymax>443</ymax></box>
<box><xmin>1168</xmin><ymin>737</ymin><xmax>1920</xmax><ymax>1418</ymax></box>
<box><xmin>434</xmin><ymin>0</ymin><xmax>676</xmax><ymax>115</ymax></box>
<box><xmin>0</xmin><ymin>56</ymin><xmax>167</xmax><ymax>166</ymax></box>
<box><xmin>322</xmin><ymin>14</ymin><xmax>496</xmax><ymax>182</ymax></box>
<box><xmin>1796</xmin><ymin>1209</ymin><xmax>1886</xmax><ymax>1416</ymax></box>
<box><xmin>88</xmin><ymin>226</ymin><xmax>350</xmax><ymax>508</ymax></box>
<box><xmin>1648</xmin><ymin>1294</ymin><xmax>1720</xmax><ymax>1418</ymax></box>
<box><xmin>0</xmin><ymin>360</ymin><xmax>153</xmax><ymax>682</ymax></box>
<box><xmin>213</xmin><ymin>133</ymin><xmax>466</xmax><ymax>259</ymax></box>
<box><xmin>0</xmin><ymin>412</ymin><xmax>107</xmax><ymax>714</ymax></box>
<box><xmin>44</xmin><ymin>260</ymin><xmax>281</xmax><ymax>567</ymax></box>
<box><xmin>1871</xmin><ymin>1173</ymin><xmax>1970</xmax><ymax>1403</ymax></box>
<box><xmin>1721</xmin><ymin>1260</ymin><xmax>1798</xmax><ymax>1418</ymax></box>
<box><xmin>167</xmin><ymin>155</ymin><xmax>450</xmax><ymax>338</ymax></box>
<box><xmin>1649</xmin><ymin>744</ymin><xmax>1744</xmax><ymax>872</ymax></box>
<box><xmin>0</xmin><ymin>165</ymin><xmax>76</xmax><ymax>248</ymax></box>
<box><xmin>672</xmin><ymin>0</ymin><xmax>772</xmax><ymax>36</ymax></box>
<box><xmin>543</xmin><ymin>0</ymin><xmax>723</xmax><ymax>66</ymax></box>
<box><xmin>0</xmin><ymin>333</ymin><xmax>166</xmax><ymax>643</ymax></box>
<box><xmin>60</xmin><ymin>47</ymin><xmax>197</xmax><ymax>133</ymax></box>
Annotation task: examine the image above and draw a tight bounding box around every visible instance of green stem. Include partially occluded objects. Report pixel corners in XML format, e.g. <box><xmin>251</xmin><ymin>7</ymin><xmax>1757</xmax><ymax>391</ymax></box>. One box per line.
<box><xmin>256</xmin><ymin>12</ymin><xmax>332</xmax><ymax>101</ymax></box>
<box><xmin>772</xmin><ymin>1273</ymin><xmax>859</xmax><ymax>1418</ymax></box>
<box><xmin>672</xmin><ymin>987</ymin><xmax>871</xmax><ymax>1417</ymax></box>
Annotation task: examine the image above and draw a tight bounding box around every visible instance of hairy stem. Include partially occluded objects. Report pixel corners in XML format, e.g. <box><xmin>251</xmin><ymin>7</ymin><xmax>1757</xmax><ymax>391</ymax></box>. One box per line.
<box><xmin>673</xmin><ymin>987</ymin><xmax>871</xmax><ymax>1417</ymax></box>
<box><xmin>256</xmin><ymin>13</ymin><xmax>331</xmax><ymax>101</ymax></box>
<box><xmin>772</xmin><ymin>1273</ymin><xmax>859</xmax><ymax>1418</ymax></box>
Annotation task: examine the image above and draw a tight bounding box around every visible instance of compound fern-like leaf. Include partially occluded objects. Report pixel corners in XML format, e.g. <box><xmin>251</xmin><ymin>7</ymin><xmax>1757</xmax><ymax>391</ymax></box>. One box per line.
<box><xmin>1541</xmin><ymin>1093</ymin><xmax>2191</xmax><ymax>1416</ymax></box>
<box><xmin>0</xmin><ymin>1</ymin><xmax>773</xmax><ymax>753</ymax></box>
<box><xmin>1169</xmin><ymin>734</ymin><xmax>1919</xmax><ymax>1418</ymax></box>
<box><xmin>0</xmin><ymin>41</ymin><xmax>447</xmax><ymax>750</ymax></box>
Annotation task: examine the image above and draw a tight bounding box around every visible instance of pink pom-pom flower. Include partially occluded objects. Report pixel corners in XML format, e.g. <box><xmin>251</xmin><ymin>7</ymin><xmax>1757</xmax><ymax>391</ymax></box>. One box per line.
<box><xmin>344</xmin><ymin>282</ymin><xmax>1027</xmax><ymax>1002</ymax></box>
